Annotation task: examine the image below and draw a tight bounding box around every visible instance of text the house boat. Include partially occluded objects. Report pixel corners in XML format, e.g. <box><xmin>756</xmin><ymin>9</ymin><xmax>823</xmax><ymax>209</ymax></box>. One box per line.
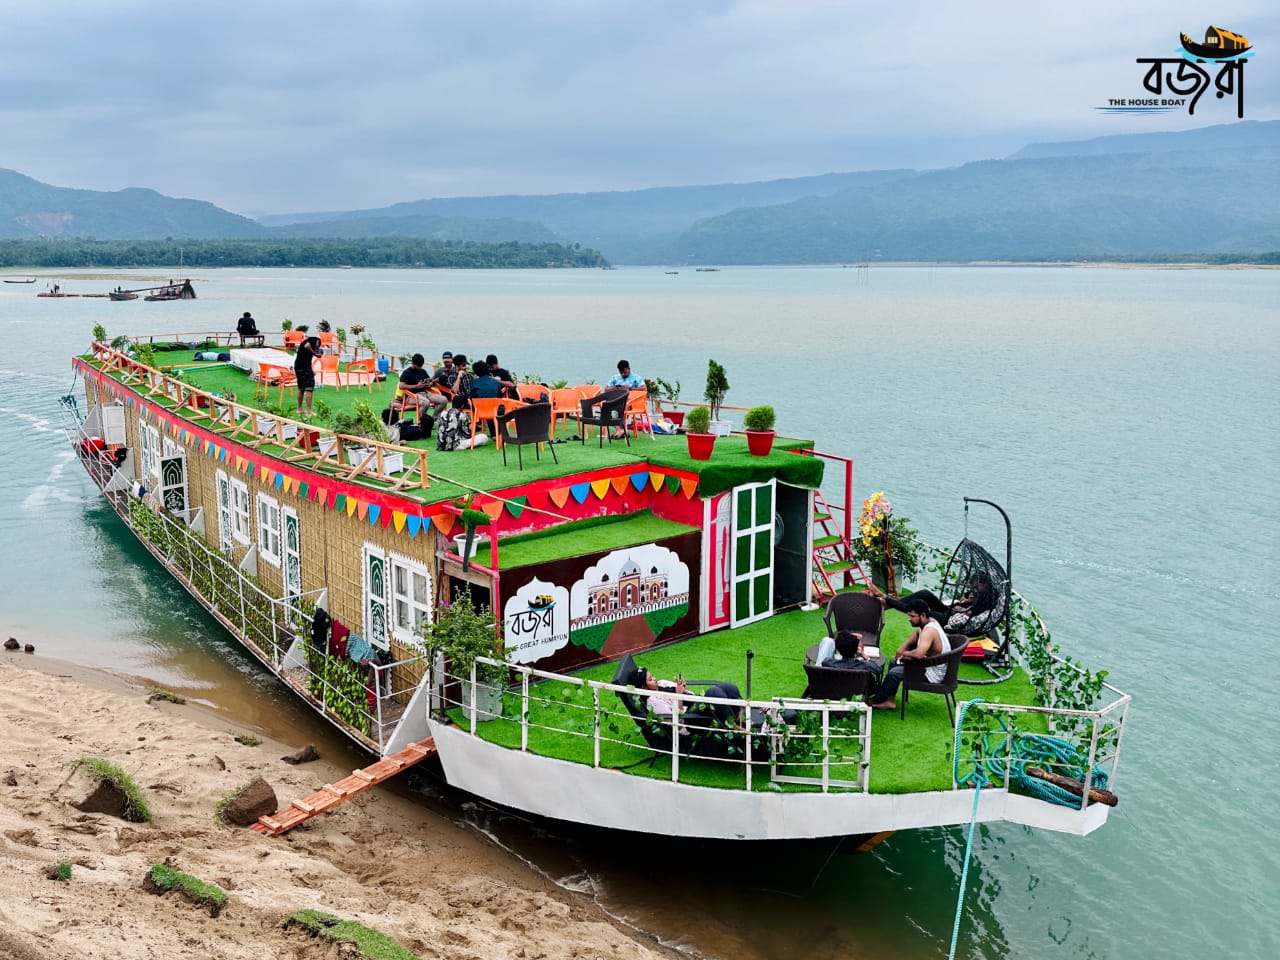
<box><xmin>60</xmin><ymin>329</ymin><xmax>1129</xmax><ymax>846</ymax></box>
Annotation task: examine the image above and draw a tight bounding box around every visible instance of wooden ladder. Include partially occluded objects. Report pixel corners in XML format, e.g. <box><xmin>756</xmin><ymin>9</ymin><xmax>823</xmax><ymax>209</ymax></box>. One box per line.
<box><xmin>811</xmin><ymin>490</ymin><xmax>870</xmax><ymax>600</ymax></box>
<box><xmin>250</xmin><ymin>738</ymin><xmax>437</xmax><ymax>837</ymax></box>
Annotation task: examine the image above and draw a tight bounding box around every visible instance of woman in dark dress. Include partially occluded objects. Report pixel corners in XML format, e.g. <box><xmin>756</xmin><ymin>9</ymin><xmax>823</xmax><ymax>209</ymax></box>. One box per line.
<box><xmin>294</xmin><ymin>336</ymin><xmax>322</xmax><ymax>418</ymax></box>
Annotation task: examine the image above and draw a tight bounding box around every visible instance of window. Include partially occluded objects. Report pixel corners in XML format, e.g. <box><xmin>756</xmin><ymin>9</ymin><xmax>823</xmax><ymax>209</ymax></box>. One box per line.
<box><xmin>139</xmin><ymin>423</ymin><xmax>160</xmax><ymax>481</ymax></box>
<box><xmin>390</xmin><ymin>553</ymin><xmax>433</xmax><ymax>644</ymax></box>
<box><xmin>229</xmin><ymin>477</ymin><xmax>251</xmax><ymax>545</ymax></box>
<box><xmin>257</xmin><ymin>493</ymin><xmax>281</xmax><ymax>566</ymax></box>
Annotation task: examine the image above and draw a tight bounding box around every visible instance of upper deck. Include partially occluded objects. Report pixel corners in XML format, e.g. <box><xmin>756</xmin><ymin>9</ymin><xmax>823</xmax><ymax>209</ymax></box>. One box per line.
<box><xmin>74</xmin><ymin>334</ymin><xmax>824</xmax><ymax>524</ymax></box>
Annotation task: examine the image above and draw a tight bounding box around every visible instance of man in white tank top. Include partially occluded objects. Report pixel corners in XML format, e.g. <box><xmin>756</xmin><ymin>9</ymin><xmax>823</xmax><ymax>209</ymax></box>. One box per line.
<box><xmin>869</xmin><ymin>598</ymin><xmax>952</xmax><ymax>709</ymax></box>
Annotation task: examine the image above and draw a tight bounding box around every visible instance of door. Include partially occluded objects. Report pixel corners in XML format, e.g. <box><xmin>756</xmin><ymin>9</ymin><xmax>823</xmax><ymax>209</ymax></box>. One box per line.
<box><xmin>729</xmin><ymin>480</ymin><xmax>775</xmax><ymax>627</ymax></box>
<box><xmin>215</xmin><ymin>470</ymin><xmax>233</xmax><ymax>555</ymax></box>
<box><xmin>282</xmin><ymin>507</ymin><xmax>301</xmax><ymax>604</ymax></box>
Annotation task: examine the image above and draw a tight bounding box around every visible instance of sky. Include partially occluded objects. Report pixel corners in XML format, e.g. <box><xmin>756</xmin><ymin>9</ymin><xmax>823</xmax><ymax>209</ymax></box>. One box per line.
<box><xmin>1</xmin><ymin>1</ymin><xmax>1275</xmax><ymax>217</ymax></box>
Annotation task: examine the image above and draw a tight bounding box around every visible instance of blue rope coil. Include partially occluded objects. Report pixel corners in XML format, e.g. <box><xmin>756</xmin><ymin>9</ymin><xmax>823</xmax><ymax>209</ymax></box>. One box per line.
<box><xmin>954</xmin><ymin>699</ymin><xmax>1108</xmax><ymax>807</ymax></box>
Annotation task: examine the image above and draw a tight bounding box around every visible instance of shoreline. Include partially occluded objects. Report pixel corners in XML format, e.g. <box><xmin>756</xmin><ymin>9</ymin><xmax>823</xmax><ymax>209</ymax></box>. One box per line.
<box><xmin>0</xmin><ymin>653</ymin><xmax>673</xmax><ymax>960</ymax></box>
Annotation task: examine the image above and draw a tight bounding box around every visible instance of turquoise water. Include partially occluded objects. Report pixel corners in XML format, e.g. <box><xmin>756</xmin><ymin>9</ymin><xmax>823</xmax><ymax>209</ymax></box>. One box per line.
<box><xmin>2</xmin><ymin>265</ymin><xmax>1276</xmax><ymax>958</ymax></box>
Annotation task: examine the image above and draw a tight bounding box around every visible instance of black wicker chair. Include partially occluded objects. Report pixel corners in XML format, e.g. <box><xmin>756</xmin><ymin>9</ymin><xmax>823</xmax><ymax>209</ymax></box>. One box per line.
<box><xmin>822</xmin><ymin>592</ymin><xmax>885</xmax><ymax>649</ymax></box>
<box><xmin>496</xmin><ymin>402</ymin><xmax>557</xmax><ymax>469</ymax></box>
<box><xmin>579</xmin><ymin>390</ymin><xmax>630</xmax><ymax>447</ymax></box>
<box><xmin>899</xmin><ymin>635</ymin><xmax>968</xmax><ymax>724</ymax></box>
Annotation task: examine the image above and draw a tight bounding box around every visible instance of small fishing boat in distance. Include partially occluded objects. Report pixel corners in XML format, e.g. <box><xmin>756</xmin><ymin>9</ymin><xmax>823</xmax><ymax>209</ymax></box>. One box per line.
<box><xmin>109</xmin><ymin>289</ymin><xmax>140</xmax><ymax>301</ymax></box>
<box><xmin>4</xmin><ymin>277</ymin><xmax>36</xmax><ymax>284</ymax></box>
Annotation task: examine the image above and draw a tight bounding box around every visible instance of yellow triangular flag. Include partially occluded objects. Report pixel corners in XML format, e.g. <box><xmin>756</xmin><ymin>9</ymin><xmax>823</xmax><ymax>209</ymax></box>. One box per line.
<box><xmin>590</xmin><ymin>479</ymin><xmax>611</xmax><ymax>499</ymax></box>
<box><xmin>650</xmin><ymin>472</ymin><xmax>664</xmax><ymax>490</ymax></box>
<box><xmin>346</xmin><ymin>497</ymin><xmax>358</xmax><ymax>517</ymax></box>
<box><xmin>393</xmin><ymin>510</ymin><xmax>406</xmax><ymax>532</ymax></box>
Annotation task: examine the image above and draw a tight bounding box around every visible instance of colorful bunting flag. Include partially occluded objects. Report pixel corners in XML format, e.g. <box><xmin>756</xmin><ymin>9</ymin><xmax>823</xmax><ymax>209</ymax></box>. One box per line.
<box><xmin>368</xmin><ymin>504</ymin><xmax>381</xmax><ymax>526</ymax></box>
<box><xmin>549</xmin><ymin>487</ymin><xmax>570</xmax><ymax>509</ymax></box>
<box><xmin>631</xmin><ymin>472</ymin><xmax>649</xmax><ymax>492</ymax></box>
<box><xmin>570</xmin><ymin>483</ymin><xmax>590</xmax><ymax>504</ymax></box>
<box><xmin>681</xmin><ymin>477</ymin><xmax>698</xmax><ymax>498</ymax></box>
<box><xmin>610</xmin><ymin>476</ymin><xmax>628</xmax><ymax>496</ymax></box>
<box><xmin>505</xmin><ymin>495</ymin><xmax>527</xmax><ymax>519</ymax></box>
<box><xmin>590</xmin><ymin>479</ymin><xmax>610</xmax><ymax>500</ymax></box>
<box><xmin>392</xmin><ymin>511</ymin><xmax>406</xmax><ymax>533</ymax></box>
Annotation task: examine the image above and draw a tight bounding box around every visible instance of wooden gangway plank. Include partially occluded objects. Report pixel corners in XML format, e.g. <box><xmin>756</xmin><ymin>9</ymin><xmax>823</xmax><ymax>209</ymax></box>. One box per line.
<box><xmin>250</xmin><ymin>738</ymin><xmax>437</xmax><ymax>837</ymax></box>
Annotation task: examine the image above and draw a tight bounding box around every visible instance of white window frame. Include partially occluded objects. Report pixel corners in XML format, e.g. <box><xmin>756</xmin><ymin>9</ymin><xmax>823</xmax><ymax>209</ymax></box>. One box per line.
<box><xmin>229</xmin><ymin>476</ymin><xmax>251</xmax><ymax>546</ymax></box>
<box><xmin>256</xmin><ymin>493</ymin><xmax>282</xmax><ymax>567</ymax></box>
<box><xmin>139</xmin><ymin>422</ymin><xmax>160</xmax><ymax>481</ymax></box>
<box><xmin>389</xmin><ymin>550</ymin><xmax>433</xmax><ymax>646</ymax></box>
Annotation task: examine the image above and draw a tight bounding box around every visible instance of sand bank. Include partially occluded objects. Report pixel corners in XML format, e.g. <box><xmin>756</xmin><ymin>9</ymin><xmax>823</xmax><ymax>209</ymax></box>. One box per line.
<box><xmin>0</xmin><ymin>655</ymin><xmax>669</xmax><ymax>959</ymax></box>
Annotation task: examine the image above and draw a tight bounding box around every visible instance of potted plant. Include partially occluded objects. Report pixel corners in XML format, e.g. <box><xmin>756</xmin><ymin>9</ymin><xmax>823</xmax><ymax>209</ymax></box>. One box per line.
<box><xmin>644</xmin><ymin>377</ymin><xmax>683</xmax><ymax>426</ymax></box>
<box><xmin>452</xmin><ymin>496</ymin><xmax>491</xmax><ymax>571</ymax></box>
<box><xmin>683</xmin><ymin>405</ymin><xmax>715</xmax><ymax>460</ymax></box>
<box><xmin>281</xmin><ymin>318</ymin><xmax>293</xmax><ymax>332</ymax></box>
<box><xmin>331</xmin><ymin>399</ymin><xmax>399</xmax><ymax>474</ymax></box>
<box><xmin>421</xmin><ymin>590</ymin><xmax>507</xmax><ymax>722</ymax></box>
<box><xmin>704</xmin><ymin>359</ymin><xmax>731</xmax><ymax>435</ymax></box>
<box><xmin>852</xmin><ymin>491</ymin><xmax>922</xmax><ymax>595</ymax></box>
<box><xmin>742</xmin><ymin>405</ymin><xmax>777</xmax><ymax>457</ymax></box>
<box><xmin>316</xmin><ymin>319</ymin><xmax>331</xmax><ymax>333</ymax></box>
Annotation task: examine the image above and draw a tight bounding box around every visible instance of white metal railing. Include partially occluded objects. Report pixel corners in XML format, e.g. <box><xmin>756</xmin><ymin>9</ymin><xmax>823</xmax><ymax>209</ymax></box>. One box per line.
<box><xmin>433</xmin><ymin>657</ymin><xmax>873</xmax><ymax>793</ymax></box>
<box><xmin>64</xmin><ymin>426</ymin><xmax>431</xmax><ymax>752</ymax></box>
<box><xmin>953</xmin><ymin>690</ymin><xmax>1130</xmax><ymax>813</ymax></box>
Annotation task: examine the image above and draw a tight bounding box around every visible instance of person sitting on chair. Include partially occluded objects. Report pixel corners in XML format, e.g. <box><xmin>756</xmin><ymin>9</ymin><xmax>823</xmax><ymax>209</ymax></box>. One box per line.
<box><xmin>818</xmin><ymin>630</ymin><xmax>884</xmax><ymax>683</ymax></box>
<box><xmin>866</xmin><ymin>571</ymin><xmax>995</xmax><ymax>630</ymax></box>
<box><xmin>469</xmin><ymin>360</ymin><xmax>504</xmax><ymax>399</ymax></box>
<box><xmin>631</xmin><ymin>666</ymin><xmax>743</xmax><ymax>728</ymax></box>
<box><xmin>236</xmin><ymin>311</ymin><xmax>263</xmax><ymax>346</ymax></box>
<box><xmin>868</xmin><ymin>599</ymin><xmax>952</xmax><ymax>710</ymax></box>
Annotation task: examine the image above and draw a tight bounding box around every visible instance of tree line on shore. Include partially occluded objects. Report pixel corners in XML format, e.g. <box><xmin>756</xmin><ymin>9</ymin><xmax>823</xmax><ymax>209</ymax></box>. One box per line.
<box><xmin>0</xmin><ymin>237</ymin><xmax>609</xmax><ymax>269</ymax></box>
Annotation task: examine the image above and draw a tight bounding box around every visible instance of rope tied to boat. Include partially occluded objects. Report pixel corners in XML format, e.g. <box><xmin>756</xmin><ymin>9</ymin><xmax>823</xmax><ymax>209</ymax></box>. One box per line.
<box><xmin>945</xmin><ymin>699</ymin><xmax>1111</xmax><ymax>959</ymax></box>
<box><xmin>954</xmin><ymin>700</ymin><xmax>1109</xmax><ymax>806</ymax></box>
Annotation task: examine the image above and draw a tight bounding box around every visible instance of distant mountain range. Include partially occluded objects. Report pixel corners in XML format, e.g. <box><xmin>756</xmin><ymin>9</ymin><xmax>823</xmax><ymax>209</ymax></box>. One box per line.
<box><xmin>2</xmin><ymin>120</ymin><xmax>1276</xmax><ymax>262</ymax></box>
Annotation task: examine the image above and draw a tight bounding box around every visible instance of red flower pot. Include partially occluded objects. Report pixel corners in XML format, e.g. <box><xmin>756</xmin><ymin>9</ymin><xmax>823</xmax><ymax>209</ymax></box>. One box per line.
<box><xmin>745</xmin><ymin>429</ymin><xmax>776</xmax><ymax>457</ymax></box>
<box><xmin>665</xmin><ymin>410</ymin><xmax>685</xmax><ymax>427</ymax></box>
<box><xmin>686</xmin><ymin>432</ymin><xmax>716</xmax><ymax>461</ymax></box>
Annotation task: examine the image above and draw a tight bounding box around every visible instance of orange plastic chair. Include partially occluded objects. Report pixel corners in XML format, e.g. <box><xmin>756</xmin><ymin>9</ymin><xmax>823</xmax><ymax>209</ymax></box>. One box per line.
<box><xmin>549</xmin><ymin>387</ymin><xmax>582</xmax><ymax>436</ymax></box>
<box><xmin>516</xmin><ymin>383</ymin><xmax>550</xmax><ymax>403</ymax></box>
<box><xmin>282</xmin><ymin>330</ymin><xmax>305</xmax><ymax>351</ymax></box>
<box><xmin>344</xmin><ymin>358</ymin><xmax>376</xmax><ymax>393</ymax></box>
<box><xmin>317</xmin><ymin>331</ymin><xmax>337</xmax><ymax>350</ymax></box>
<box><xmin>626</xmin><ymin>389</ymin><xmax>654</xmax><ymax>439</ymax></box>
<box><xmin>257</xmin><ymin>363</ymin><xmax>297</xmax><ymax>406</ymax></box>
<box><xmin>470</xmin><ymin>397</ymin><xmax>523</xmax><ymax>446</ymax></box>
<box><xmin>314</xmin><ymin>354</ymin><xmax>347</xmax><ymax>390</ymax></box>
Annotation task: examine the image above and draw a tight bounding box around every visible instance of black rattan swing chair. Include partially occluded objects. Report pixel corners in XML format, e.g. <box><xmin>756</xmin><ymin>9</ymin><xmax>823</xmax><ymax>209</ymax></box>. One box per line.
<box><xmin>944</xmin><ymin>498</ymin><xmax>1014</xmax><ymax>684</ymax></box>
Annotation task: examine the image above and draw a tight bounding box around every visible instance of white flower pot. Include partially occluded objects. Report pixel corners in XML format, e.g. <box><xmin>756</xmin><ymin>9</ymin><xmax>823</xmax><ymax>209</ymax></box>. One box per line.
<box><xmin>256</xmin><ymin>416</ymin><xmax>297</xmax><ymax>441</ymax></box>
<box><xmin>460</xmin><ymin>677</ymin><xmax>504</xmax><ymax>722</ymax></box>
<box><xmin>454</xmin><ymin>533</ymin><xmax>479</xmax><ymax>559</ymax></box>
<box><xmin>709</xmin><ymin>419</ymin><xmax>731</xmax><ymax>437</ymax></box>
<box><xmin>346</xmin><ymin>446</ymin><xmax>403</xmax><ymax>475</ymax></box>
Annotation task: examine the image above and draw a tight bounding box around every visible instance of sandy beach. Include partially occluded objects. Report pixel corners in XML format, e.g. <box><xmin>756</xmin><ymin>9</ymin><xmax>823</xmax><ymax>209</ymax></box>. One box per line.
<box><xmin>0</xmin><ymin>654</ymin><xmax>669</xmax><ymax>960</ymax></box>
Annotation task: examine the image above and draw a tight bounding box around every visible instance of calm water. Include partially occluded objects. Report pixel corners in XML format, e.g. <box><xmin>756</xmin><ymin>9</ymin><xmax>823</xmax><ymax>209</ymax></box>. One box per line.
<box><xmin>2</xmin><ymin>265</ymin><xmax>1276</xmax><ymax>959</ymax></box>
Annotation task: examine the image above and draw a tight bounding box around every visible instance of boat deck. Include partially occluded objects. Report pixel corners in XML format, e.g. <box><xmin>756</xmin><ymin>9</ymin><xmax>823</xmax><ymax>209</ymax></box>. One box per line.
<box><xmin>79</xmin><ymin>343</ymin><xmax>822</xmax><ymax>513</ymax></box>
<box><xmin>456</xmin><ymin>599</ymin><xmax>1047</xmax><ymax>796</ymax></box>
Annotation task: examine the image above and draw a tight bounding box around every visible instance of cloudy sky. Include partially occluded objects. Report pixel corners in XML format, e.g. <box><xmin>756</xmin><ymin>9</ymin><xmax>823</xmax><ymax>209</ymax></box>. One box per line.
<box><xmin>1</xmin><ymin>1</ymin><xmax>1274</xmax><ymax>216</ymax></box>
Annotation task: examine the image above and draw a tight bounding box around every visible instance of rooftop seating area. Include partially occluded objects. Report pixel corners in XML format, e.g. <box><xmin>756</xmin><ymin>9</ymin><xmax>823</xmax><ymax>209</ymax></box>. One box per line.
<box><xmin>80</xmin><ymin>340</ymin><xmax>824</xmax><ymax>509</ymax></box>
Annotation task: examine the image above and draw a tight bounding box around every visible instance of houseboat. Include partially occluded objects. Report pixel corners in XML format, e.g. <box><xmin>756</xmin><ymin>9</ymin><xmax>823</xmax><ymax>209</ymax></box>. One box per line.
<box><xmin>60</xmin><ymin>330</ymin><xmax>1129</xmax><ymax>846</ymax></box>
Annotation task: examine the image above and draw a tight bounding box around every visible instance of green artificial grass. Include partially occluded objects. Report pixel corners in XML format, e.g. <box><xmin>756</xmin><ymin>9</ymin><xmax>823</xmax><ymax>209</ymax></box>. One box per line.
<box><xmin>285</xmin><ymin>909</ymin><xmax>420</xmax><ymax>960</ymax></box>
<box><xmin>73</xmin><ymin>757</ymin><xmax>153</xmax><ymax>822</ymax></box>
<box><xmin>465</xmin><ymin>599</ymin><xmax>1045</xmax><ymax>794</ymax></box>
<box><xmin>475</xmin><ymin>511</ymin><xmax>697</xmax><ymax>569</ymax></box>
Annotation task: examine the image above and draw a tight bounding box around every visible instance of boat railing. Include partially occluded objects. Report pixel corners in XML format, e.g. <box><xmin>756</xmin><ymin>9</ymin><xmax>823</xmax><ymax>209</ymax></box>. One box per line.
<box><xmin>86</xmin><ymin>468</ymin><xmax>429</xmax><ymax>753</ymax></box>
<box><xmin>435</xmin><ymin>657</ymin><xmax>872</xmax><ymax>794</ymax></box>
<box><xmin>952</xmin><ymin>681</ymin><xmax>1130</xmax><ymax>812</ymax></box>
<box><xmin>115</xmin><ymin>331</ymin><xmax>401</xmax><ymax>372</ymax></box>
<box><xmin>83</xmin><ymin>342</ymin><xmax>431</xmax><ymax>488</ymax></box>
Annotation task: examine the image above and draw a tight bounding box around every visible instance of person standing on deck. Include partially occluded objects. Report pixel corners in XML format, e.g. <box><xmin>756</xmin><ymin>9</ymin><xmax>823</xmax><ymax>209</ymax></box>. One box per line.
<box><xmin>294</xmin><ymin>336</ymin><xmax>323</xmax><ymax>419</ymax></box>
